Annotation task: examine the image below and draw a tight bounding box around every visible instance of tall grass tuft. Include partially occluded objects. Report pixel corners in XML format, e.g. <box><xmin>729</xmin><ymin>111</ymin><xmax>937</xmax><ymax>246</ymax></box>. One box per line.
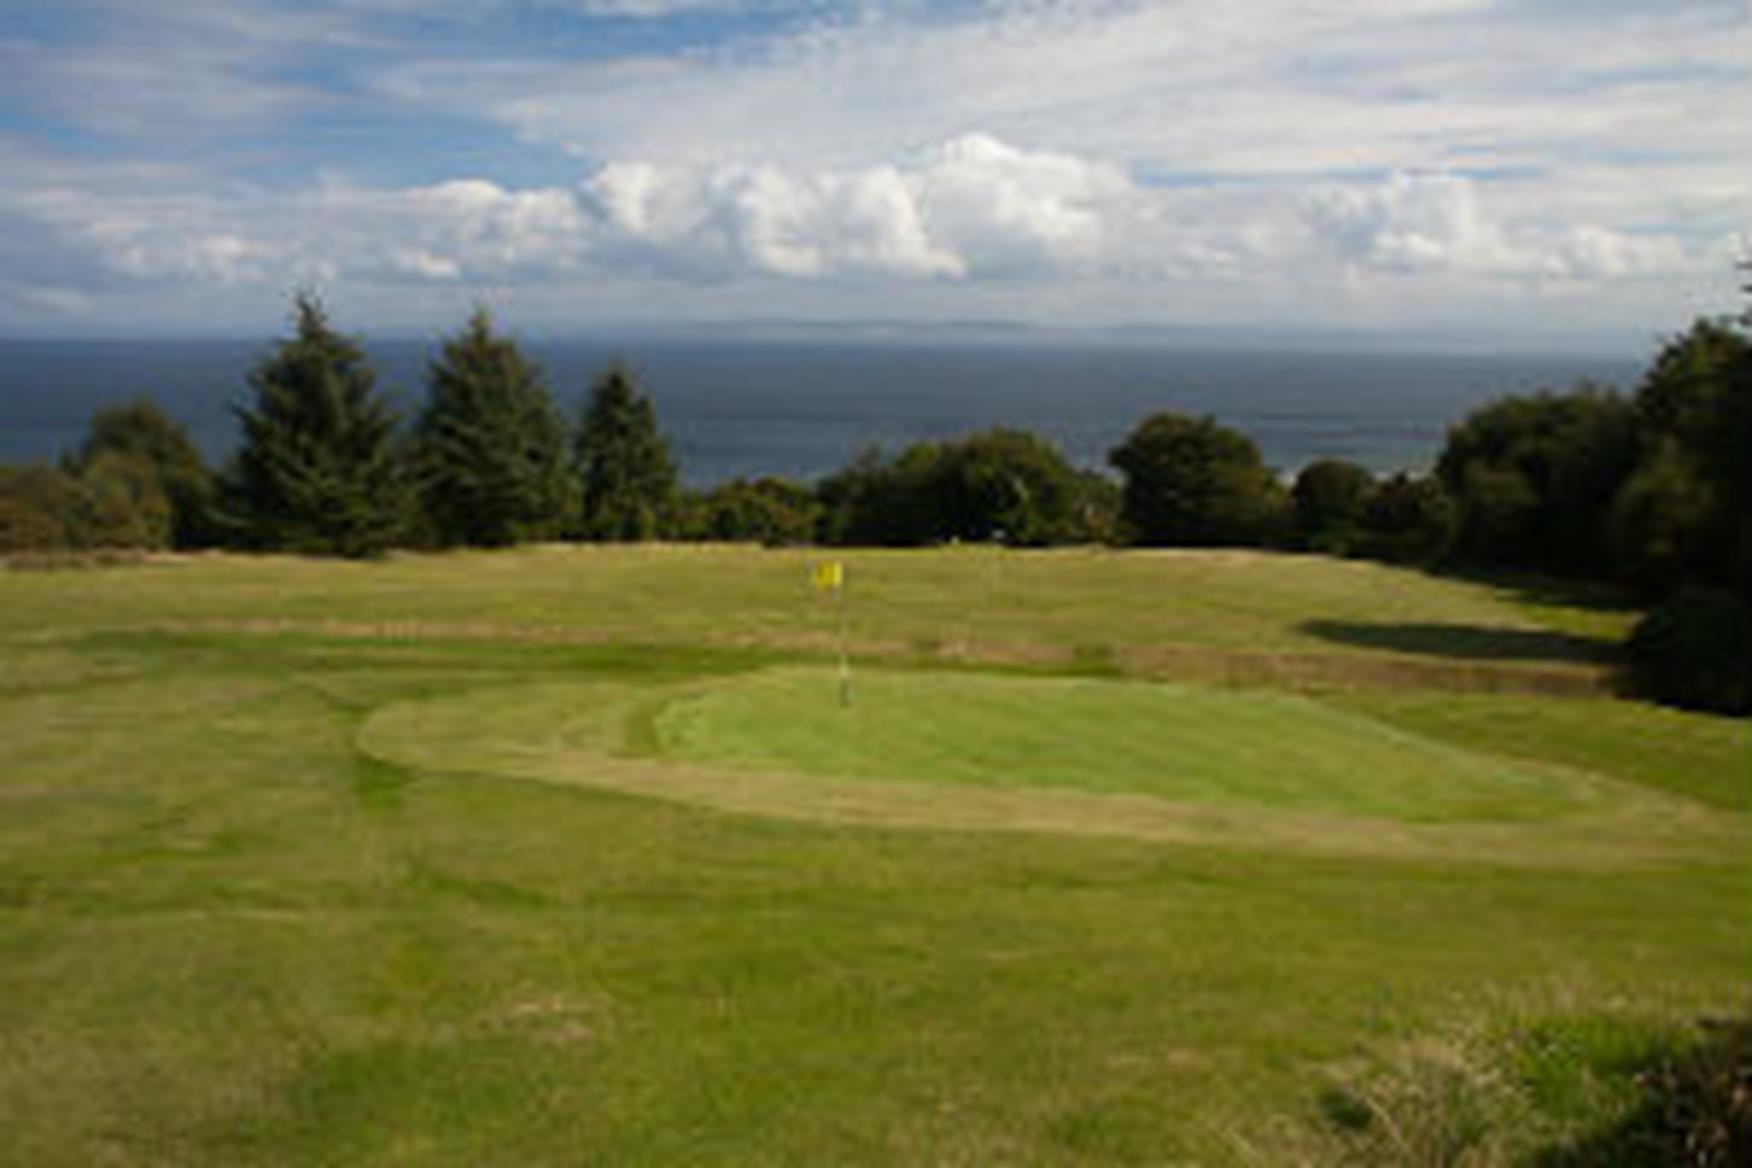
<box><xmin>1285</xmin><ymin>1011</ymin><xmax>1751</xmax><ymax>1167</ymax></box>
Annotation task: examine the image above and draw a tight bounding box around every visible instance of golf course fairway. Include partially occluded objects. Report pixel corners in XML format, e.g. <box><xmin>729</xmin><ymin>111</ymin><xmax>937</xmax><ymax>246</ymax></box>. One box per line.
<box><xmin>5</xmin><ymin>546</ymin><xmax>1747</xmax><ymax>1165</ymax></box>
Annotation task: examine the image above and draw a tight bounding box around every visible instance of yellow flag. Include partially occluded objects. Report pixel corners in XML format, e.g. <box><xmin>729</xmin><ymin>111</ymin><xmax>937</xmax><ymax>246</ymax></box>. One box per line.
<box><xmin>812</xmin><ymin>560</ymin><xmax>844</xmax><ymax>591</ymax></box>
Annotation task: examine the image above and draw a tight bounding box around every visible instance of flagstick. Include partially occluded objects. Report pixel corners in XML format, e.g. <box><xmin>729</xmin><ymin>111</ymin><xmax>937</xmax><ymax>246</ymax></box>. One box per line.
<box><xmin>836</xmin><ymin>578</ymin><xmax>851</xmax><ymax>708</ymax></box>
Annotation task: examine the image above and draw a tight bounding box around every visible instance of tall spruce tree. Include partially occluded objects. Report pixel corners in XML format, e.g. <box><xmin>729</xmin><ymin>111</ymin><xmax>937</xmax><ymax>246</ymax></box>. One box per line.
<box><xmin>575</xmin><ymin>364</ymin><xmax>676</xmax><ymax>541</ymax></box>
<box><xmin>412</xmin><ymin>310</ymin><xmax>574</xmax><ymax>547</ymax></box>
<box><xmin>221</xmin><ymin>293</ymin><xmax>407</xmax><ymax>557</ymax></box>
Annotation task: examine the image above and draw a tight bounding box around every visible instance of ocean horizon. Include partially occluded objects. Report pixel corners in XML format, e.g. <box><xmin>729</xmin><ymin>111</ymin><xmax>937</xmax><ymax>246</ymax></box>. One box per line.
<box><xmin>0</xmin><ymin>338</ymin><xmax>1644</xmax><ymax>487</ymax></box>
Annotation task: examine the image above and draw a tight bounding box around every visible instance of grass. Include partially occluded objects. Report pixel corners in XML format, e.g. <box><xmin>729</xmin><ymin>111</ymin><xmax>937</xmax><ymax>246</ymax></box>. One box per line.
<box><xmin>1330</xmin><ymin>688</ymin><xmax>1752</xmax><ymax>814</ymax></box>
<box><xmin>649</xmin><ymin>667</ymin><xmax>1593</xmax><ymax>820</ymax></box>
<box><xmin>0</xmin><ymin>546</ymin><xmax>1745</xmax><ymax>1165</ymax></box>
<box><xmin>0</xmin><ymin>544</ymin><xmax>1627</xmax><ymax>665</ymax></box>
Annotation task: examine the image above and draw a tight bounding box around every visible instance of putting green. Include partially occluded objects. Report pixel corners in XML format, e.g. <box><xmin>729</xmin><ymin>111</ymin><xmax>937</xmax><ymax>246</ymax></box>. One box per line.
<box><xmin>354</xmin><ymin>666</ymin><xmax>1751</xmax><ymax>868</ymax></box>
<box><xmin>648</xmin><ymin>668</ymin><xmax>1588</xmax><ymax>822</ymax></box>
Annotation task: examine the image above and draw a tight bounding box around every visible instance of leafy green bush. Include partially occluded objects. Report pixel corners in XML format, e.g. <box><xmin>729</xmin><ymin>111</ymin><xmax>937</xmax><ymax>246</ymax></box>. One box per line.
<box><xmin>1355</xmin><ymin>473</ymin><xmax>1455</xmax><ymax>565</ymax></box>
<box><xmin>1437</xmin><ymin>384</ymin><xmax>1635</xmax><ymax>576</ymax></box>
<box><xmin>0</xmin><ymin>459</ymin><xmax>171</xmax><ymax>553</ymax></box>
<box><xmin>1292</xmin><ymin>457</ymin><xmax>1375</xmax><ymax>554</ymax></box>
<box><xmin>1107</xmin><ymin>411</ymin><xmax>1285</xmax><ymax>547</ymax></box>
<box><xmin>74</xmin><ymin>396</ymin><xmax>216</xmax><ymax>548</ymax></box>
<box><xmin>1538</xmin><ymin>1016</ymin><xmax>1752</xmax><ymax>1168</ymax></box>
<box><xmin>817</xmin><ymin>428</ymin><xmax>1103</xmax><ymax>547</ymax></box>
<box><xmin>1626</xmin><ymin>588</ymin><xmax>1751</xmax><ymax>716</ymax></box>
<box><xmin>1613</xmin><ymin>319</ymin><xmax>1751</xmax><ymax>596</ymax></box>
<box><xmin>687</xmin><ymin>477</ymin><xmax>820</xmax><ymax>546</ymax></box>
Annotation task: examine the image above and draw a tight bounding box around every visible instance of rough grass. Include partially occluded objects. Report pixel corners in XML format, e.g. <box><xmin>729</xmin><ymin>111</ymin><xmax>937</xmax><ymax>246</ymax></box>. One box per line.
<box><xmin>1</xmin><ymin>544</ymin><xmax>1626</xmax><ymax>666</ymax></box>
<box><xmin>0</xmin><ymin>547</ymin><xmax>1745</xmax><ymax>1166</ymax></box>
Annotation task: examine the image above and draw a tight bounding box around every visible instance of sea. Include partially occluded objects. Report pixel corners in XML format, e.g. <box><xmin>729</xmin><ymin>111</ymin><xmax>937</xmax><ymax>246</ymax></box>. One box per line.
<box><xmin>0</xmin><ymin>338</ymin><xmax>1644</xmax><ymax>486</ymax></box>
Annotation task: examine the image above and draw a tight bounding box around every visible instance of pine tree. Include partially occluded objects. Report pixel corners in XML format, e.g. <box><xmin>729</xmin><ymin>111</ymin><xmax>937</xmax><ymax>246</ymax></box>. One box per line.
<box><xmin>221</xmin><ymin>293</ymin><xmax>408</xmax><ymax>557</ymax></box>
<box><xmin>412</xmin><ymin>310</ymin><xmax>574</xmax><ymax>547</ymax></box>
<box><xmin>575</xmin><ymin>364</ymin><xmax>676</xmax><ymax>541</ymax></box>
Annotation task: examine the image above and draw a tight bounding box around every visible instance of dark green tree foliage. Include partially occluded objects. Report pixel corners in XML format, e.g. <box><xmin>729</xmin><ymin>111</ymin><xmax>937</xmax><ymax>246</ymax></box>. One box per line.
<box><xmin>79</xmin><ymin>451</ymin><xmax>173</xmax><ymax>549</ymax></box>
<box><xmin>1606</xmin><ymin>436</ymin><xmax>1718</xmax><ymax>595</ymax></box>
<box><xmin>0</xmin><ymin>464</ymin><xmax>91</xmax><ymax>552</ymax></box>
<box><xmin>220</xmin><ymin>294</ymin><xmax>408</xmax><ymax>557</ymax></box>
<box><xmin>923</xmin><ymin>428</ymin><xmax>1087</xmax><ymax>546</ymax></box>
<box><xmin>686</xmin><ymin>477</ymin><xmax>820</xmax><ymax>546</ymax></box>
<box><xmin>815</xmin><ymin>448</ymin><xmax>919</xmax><ymax>545</ymax></box>
<box><xmin>576</xmin><ymin>365</ymin><xmax>676</xmax><ymax>541</ymax></box>
<box><xmin>1627</xmin><ymin>588</ymin><xmax>1751</xmax><ymax>716</ymax></box>
<box><xmin>1107</xmin><ymin>412</ymin><xmax>1284</xmax><ymax>546</ymax></box>
<box><xmin>0</xmin><ymin>458</ymin><xmax>171</xmax><ymax>552</ymax></box>
<box><xmin>816</xmin><ymin>429</ymin><xmax>1098</xmax><ymax>547</ymax></box>
<box><xmin>1436</xmin><ymin>385</ymin><xmax>1636</xmax><ymax>576</ymax></box>
<box><xmin>412</xmin><ymin>311</ymin><xmax>574</xmax><ymax>547</ymax></box>
<box><xmin>1610</xmin><ymin>319</ymin><xmax>1750</xmax><ymax>594</ymax></box>
<box><xmin>74</xmin><ymin>397</ymin><xmax>216</xmax><ymax>547</ymax></box>
<box><xmin>1355</xmin><ymin>472</ymin><xmax>1455</xmax><ymax>565</ymax></box>
<box><xmin>1291</xmin><ymin>458</ymin><xmax>1375</xmax><ymax>553</ymax></box>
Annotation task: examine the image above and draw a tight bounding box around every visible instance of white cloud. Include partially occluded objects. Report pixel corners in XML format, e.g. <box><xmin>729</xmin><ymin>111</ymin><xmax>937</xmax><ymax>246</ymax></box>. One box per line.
<box><xmin>581</xmin><ymin>133</ymin><xmax>1130</xmax><ymax>280</ymax></box>
<box><xmin>1</xmin><ymin>177</ymin><xmax>594</xmax><ymax>291</ymax></box>
<box><xmin>401</xmin><ymin>180</ymin><xmax>593</xmax><ymax>272</ymax></box>
<box><xmin>2</xmin><ymin>0</ymin><xmax>1744</xmax><ymax>340</ymax></box>
<box><xmin>0</xmin><ymin>131</ymin><xmax>1139</xmax><ymax>291</ymax></box>
<box><xmin>914</xmin><ymin>134</ymin><xmax>1128</xmax><ymax>274</ymax></box>
<box><xmin>1307</xmin><ymin>173</ymin><xmax>1509</xmax><ymax>274</ymax></box>
<box><xmin>1306</xmin><ymin>172</ymin><xmax>1697</xmax><ymax>282</ymax></box>
<box><xmin>370</xmin><ymin>0</ymin><xmax>1746</xmax><ymax>262</ymax></box>
<box><xmin>0</xmin><ymin>139</ymin><xmax>1719</xmax><ymax>352</ymax></box>
<box><xmin>390</xmin><ymin>249</ymin><xmax>464</xmax><ymax>281</ymax></box>
<box><xmin>375</xmin><ymin>0</ymin><xmax>1724</xmax><ymax>173</ymax></box>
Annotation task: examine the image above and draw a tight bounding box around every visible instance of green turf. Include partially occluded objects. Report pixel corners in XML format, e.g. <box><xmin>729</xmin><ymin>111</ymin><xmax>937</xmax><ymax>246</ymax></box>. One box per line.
<box><xmin>0</xmin><ymin>547</ymin><xmax>1745</xmax><ymax>1166</ymax></box>
<box><xmin>0</xmin><ymin>544</ymin><xmax>1627</xmax><ymax>666</ymax></box>
<box><xmin>1329</xmin><ymin>688</ymin><xmax>1752</xmax><ymax>813</ymax></box>
<box><xmin>650</xmin><ymin>667</ymin><xmax>1594</xmax><ymax>821</ymax></box>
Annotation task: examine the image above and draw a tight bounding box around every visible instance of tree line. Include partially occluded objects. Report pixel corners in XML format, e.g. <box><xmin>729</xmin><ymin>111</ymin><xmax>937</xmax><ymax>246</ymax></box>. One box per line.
<box><xmin>3</xmin><ymin>290</ymin><xmax>1746</xmax><ymax>712</ymax></box>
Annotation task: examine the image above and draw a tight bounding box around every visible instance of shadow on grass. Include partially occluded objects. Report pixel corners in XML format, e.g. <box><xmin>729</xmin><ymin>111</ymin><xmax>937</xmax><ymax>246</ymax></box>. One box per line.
<box><xmin>1438</xmin><ymin>565</ymin><xmax>1635</xmax><ymax>612</ymax></box>
<box><xmin>1299</xmin><ymin>619</ymin><xmax>1622</xmax><ymax>665</ymax></box>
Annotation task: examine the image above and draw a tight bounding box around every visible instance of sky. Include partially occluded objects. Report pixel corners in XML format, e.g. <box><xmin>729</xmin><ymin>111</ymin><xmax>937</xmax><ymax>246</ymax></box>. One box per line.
<box><xmin>0</xmin><ymin>0</ymin><xmax>1745</xmax><ymax>348</ymax></box>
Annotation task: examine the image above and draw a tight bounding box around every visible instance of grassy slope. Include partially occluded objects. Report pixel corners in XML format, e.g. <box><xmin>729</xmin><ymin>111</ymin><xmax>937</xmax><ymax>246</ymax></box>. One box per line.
<box><xmin>0</xmin><ymin>544</ymin><xmax>1629</xmax><ymax>661</ymax></box>
<box><xmin>0</xmin><ymin>549</ymin><xmax>1744</xmax><ymax>1166</ymax></box>
<box><xmin>1329</xmin><ymin>688</ymin><xmax>1752</xmax><ymax>813</ymax></box>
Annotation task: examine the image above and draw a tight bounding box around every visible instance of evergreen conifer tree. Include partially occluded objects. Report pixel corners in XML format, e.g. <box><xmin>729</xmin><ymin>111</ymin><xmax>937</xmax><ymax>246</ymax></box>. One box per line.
<box><xmin>575</xmin><ymin>365</ymin><xmax>676</xmax><ymax>541</ymax></box>
<box><xmin>221</xmin><ymin>293</ymin><xmax>407</xmax><ymax>557</ymax></box>
<box><xmin>412</xmin><ymin>310</ymin><xmax>574</xmax><ymax>547</ymax></box>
